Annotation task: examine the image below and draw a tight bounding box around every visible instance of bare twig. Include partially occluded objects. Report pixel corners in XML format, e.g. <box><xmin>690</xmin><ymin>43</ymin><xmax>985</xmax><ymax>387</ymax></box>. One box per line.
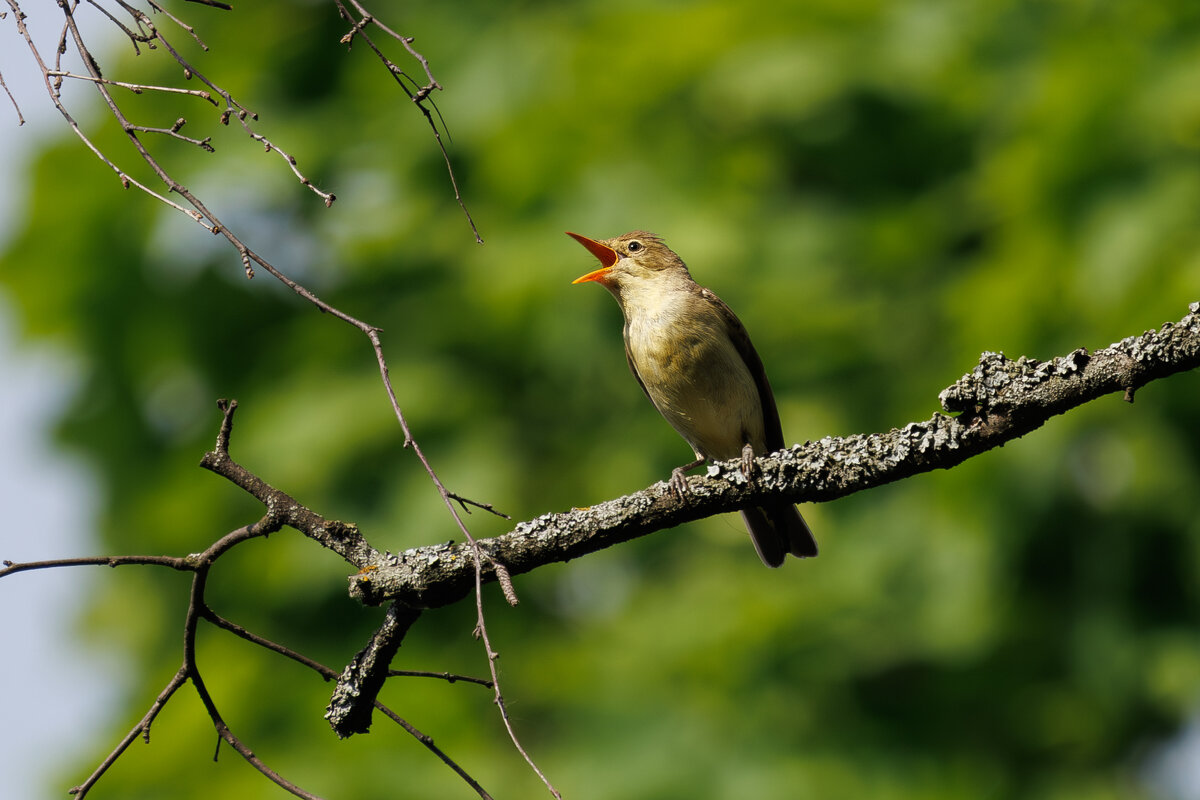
<box><xmin>127</xmin><ymin>117</ymin><xmax>215</xmax><ymax>150</ymax></box>
<box><xmin>449</xmin><ymin>491</ymin><xmax>513</xmax><ymax>519</ymax></box>
<box><xmin>2</xmin><ymin>554</ymin><xmax>195</xmax><ymax>575</ymax></box>
<box><xmin>67</xmin><ymin>666</ymin><xmax>190</xmax><ymax>797</ymax></box>
<box><xmin>45</xmin><ymin>69</ymin><xmax>217</xmax><ymax>103</ymax></box>
<box><xmin>333</xmin><ymin>0</ymin><xmax>481</xmax><ymax>242</ymax></box>
<box><xmin>104</xmin><ymin>3</ymin><xmax>336</xmax><ymax>203</ymax></box>
<box><xmin>206</xmin><ymin>583</ymin><xmax>494</xmax><ymax>798</ymax></box>
<box><xmin>146</xmin><ymin>1</ymin><xmax>211</xmax><ymax>49</ymax></box>
<box><xmin>5</xmin><ymin>0</ymin><xmax>210</xmax><ymax>222</ymax></box>
<box><xmin>360</xmin><ymin>326</ymin><xmax>561</xmax><ymax>797</ymax></box>
<box><xmin>191</xmin><ymin>398</ymin><xmax>531</xmax><ymax>794</ymax></box>
<box><xmin>85</xmin><ymin>0</ymin><xmax>149</xmax><ymax>48</ymax></box>
<box><xmin>5</xmin><ymin>0</ymin><xmax>524</xmax><ymax>791</ymax></box>
<box><xmin>386</xmin><ymin>669</ymin><xmax>494</xmax><ymax>688</ymax></box>
<box><xmin>0</xmin><ymin>67</ymin><xmax>25</xmax><ymax>124</ymax></box>
<box><xmin>372</xmin><ymin>703</ymin><xmax>495</xmax><ymax>800</ymax></box>
<box><xmin>182</xmin><ymin>0</ymin><xmax>232</xmax><ymax>10</ymax></box>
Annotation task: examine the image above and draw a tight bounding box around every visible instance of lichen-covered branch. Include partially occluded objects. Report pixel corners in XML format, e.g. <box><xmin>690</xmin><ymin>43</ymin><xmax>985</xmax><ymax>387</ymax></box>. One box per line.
<box><xmin>350</xmin><ymin>303</ymin><xmax>1200</xmax><ymax>610</ymax></box>
<box><xmin>325</xmin><ymin>602</ymin><xmax>422</xmax><ymax>738</ymax></box>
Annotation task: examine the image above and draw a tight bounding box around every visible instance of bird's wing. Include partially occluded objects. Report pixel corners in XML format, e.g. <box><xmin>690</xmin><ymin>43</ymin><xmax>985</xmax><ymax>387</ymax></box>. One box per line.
<box><xmin>698</xmin><ymin>286</ymin><xmax>786</xmax><ymax>453</ymax></box>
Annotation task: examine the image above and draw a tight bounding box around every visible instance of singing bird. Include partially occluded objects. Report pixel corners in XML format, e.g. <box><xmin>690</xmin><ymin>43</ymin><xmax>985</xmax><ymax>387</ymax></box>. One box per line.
<box><xmin>567</xmin><ymin>230</ymin><xmax>817</xmax><ymax>567</ymax></box>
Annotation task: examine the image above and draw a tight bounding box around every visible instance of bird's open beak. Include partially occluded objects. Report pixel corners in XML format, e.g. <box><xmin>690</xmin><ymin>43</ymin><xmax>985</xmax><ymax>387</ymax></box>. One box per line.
<box><xmin>566</xmin><ymin>232</ymin><xmax>620</xmax><ymax>283</ymax></box>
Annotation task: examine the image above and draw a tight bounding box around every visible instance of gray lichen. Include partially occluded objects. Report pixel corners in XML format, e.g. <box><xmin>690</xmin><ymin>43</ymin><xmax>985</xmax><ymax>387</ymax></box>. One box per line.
<box><xmin>939</xmin><ymin>347</ymin><xmax>1091</xmax><ymax>414</ymax></box>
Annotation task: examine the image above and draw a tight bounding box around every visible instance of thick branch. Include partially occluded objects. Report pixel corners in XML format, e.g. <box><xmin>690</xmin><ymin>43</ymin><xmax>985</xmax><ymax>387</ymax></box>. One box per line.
<box><xmin>351</xmin><ymin>303</ymin><xmax>1200</xmax><ymax>609</ymax></box>
<box><xmin>325</xmin><ymin>602</ymin><xmax>422</xmax><ymax>737</ymax></box>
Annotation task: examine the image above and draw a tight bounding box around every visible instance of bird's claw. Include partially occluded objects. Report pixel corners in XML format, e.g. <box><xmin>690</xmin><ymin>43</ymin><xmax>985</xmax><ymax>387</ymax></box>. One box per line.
<box><xmin>669</xmin><ymin>457</ymin><xmax>706</xmax><ymax>500</ymax></box>
<box><xmin>669</xmin><ymin>467</ymin><xmax>690</xmax><ymax>500</ymax></box>
<box><xmin>741</xmin><ymin>443</ymin><xmax>758</xmax><ymax>481</ymax></box>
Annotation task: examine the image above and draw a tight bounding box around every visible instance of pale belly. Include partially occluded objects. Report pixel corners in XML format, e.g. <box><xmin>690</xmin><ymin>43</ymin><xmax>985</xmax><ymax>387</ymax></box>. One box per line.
<box><xmin>625</xmin><ymin>316</ymin><xmax>766</xmax><ymax>461</ymax></box>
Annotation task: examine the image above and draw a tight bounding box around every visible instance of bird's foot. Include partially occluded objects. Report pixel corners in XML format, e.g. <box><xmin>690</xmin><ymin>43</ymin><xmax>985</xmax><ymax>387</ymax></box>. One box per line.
<box><xmin>669</xmin><ymin>457</ymin><xmax>707</xmax><ymax>500</ymax></box>
<box><xmin>741</xmin><ymin>443</ymin><xmax>758</xmax><ymax>482</ymax></box>
<box><xmin>669</xmin><ymin>468</ymin><xmax>689</xmax><ymax>499</ymax></box>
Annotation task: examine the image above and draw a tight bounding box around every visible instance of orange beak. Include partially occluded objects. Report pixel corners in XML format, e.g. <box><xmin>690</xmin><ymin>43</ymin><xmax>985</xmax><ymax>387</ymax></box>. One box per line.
<box><xmin>566</xmin><ymin>232</ymin><xmax>620</xmax><ymax>284</ymax></box>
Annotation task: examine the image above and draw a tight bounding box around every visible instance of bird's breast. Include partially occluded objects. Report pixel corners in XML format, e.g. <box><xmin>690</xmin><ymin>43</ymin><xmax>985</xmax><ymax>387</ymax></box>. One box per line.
<box><xmin>622</xmin><ymin>299</ymin><xmax>765</xmax><ymax>460</ymax></box>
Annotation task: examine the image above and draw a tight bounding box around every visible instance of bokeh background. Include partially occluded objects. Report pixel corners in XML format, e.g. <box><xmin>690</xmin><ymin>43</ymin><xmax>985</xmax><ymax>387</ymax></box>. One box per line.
<box><xmin>3</xmin><ymin>0</ymin><xmax>1200</xmax><ymax>797</ymax></box>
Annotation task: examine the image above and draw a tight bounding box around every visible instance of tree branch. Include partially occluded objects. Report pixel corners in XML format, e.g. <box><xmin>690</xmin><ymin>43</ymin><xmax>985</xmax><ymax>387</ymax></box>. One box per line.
<box><xmin>102</xmin><ymin>305</ymin><xmax>1196</xmax><ymax>769</ymax></box>
<box><xmin>3</xmin><ymin>513</ymin><xmax>495</xmax><ymax>798</ymax></box>
<box><xmin>199</xmin><ymin>399</ymin><xmax>382</xmax><ymax>569</ymax></box>
<box><xmin>315</xmin><ymin>303</ymin><xmax>1198</xmax><ymax>738</ymax></box>
<box><xmin>3</xmin><ymin>1</ymin><xmax>520</xmax><ymax>791</ymax></box>
<box><xmin>349</xmin><ymin>303</ymin><xmax>1200</xmax><ymax>610</ymax></box>
<box><xmin>325</xmin><ymin>601</ymin><xmax>422</xmax><ymax>737</ymax></box>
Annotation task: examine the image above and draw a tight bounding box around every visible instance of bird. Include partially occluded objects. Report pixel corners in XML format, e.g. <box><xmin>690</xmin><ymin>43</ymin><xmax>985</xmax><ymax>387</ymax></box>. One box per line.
<box><xmin>567</xmin><ymin>230</ymin><xmax>817</xmax><ymax>567</ymax></box>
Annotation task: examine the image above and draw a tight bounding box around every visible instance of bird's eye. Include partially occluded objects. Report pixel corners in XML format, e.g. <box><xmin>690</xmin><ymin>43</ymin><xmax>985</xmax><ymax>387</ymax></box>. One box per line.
<box><xmin>627</xmin><ymin>241</ymin><xmax>642</xmax><ymax>252</ymax></box>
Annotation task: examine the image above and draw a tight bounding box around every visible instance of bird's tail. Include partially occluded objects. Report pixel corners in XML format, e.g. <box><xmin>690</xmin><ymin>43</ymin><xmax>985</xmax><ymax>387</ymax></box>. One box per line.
<box><xmin>740</xmin><ymin>503</ymin><xmax>818</xmax><ymax>568</ymax></box>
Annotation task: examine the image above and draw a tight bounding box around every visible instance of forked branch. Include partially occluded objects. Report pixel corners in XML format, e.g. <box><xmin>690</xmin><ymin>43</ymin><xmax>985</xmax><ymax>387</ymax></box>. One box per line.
<box><xmin>2</xmin><ymin>470</ymin><xmax>493</xmax><ymax>799</ymax></box>
<box><xmin>175</xmin><ymin>306</ymin><xmax>1200</xmax><ymax>748</ymax></box>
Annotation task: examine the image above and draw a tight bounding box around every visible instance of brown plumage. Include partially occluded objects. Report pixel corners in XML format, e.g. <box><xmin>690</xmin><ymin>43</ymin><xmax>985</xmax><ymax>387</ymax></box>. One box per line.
<box><xmin>568</xmin><ymin>230</ymin><xmax>817</xmax><ymax>567</ymax></box>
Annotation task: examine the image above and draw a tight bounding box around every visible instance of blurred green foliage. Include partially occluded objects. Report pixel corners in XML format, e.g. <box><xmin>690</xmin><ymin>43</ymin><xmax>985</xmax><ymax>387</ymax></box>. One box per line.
<box><xmin>3</xmin><ymin>0</ymin><xmax>1200</xmax><ymax>797</ymax></box>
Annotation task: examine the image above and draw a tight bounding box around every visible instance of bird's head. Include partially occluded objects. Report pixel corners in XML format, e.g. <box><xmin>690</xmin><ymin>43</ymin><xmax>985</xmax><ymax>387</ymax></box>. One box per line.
<box><xmin>566</xmin><ymin>231</ymin><xmax>687</xmax><ymax>292</ymax></box>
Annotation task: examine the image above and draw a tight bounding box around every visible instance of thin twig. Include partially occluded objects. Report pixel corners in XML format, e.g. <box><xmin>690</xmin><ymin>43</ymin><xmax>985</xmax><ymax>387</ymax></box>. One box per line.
<box><xmin>85</xmin><ymin>0</ymin><xmax>150</xmax><ymax>48</ymax></box>
<box><xmin>182</xmin><ymin>0</ymin><xmax>232</xmax><ymax>10</ymax></box>
<box><xmin>334</xmin><ymin>0</ymin><xmax>481</xmax><ymax>242</ymax></box>
<box><xmin>449</xmin><ymin>491</ymin><xmax>513</xmax><ymax>519</ymax></box>
<box><xmin>2</xmin><ymin>554</ymin><xmax>195</xmax><ymax>575</ymax></box>
<box><xmin>150</xmin><ymin>0</ymin><xmax>216</xmax><ymax>45</ymax></box>
<box><xmin>121</xmin><ymin>6</ymin><xmax>336</xmax><ymax>205</ymax></box>
<box><xmin>387</xmin><ymin>669</ymin><xmax>494</xmax><ymax>688</ymax></box>
<box><xmin>373</xmin><ymin>704</ymin><xmax>495</xmax><ymax>799</ymax></box>
<box><xmin>127</xmin><ymin>118</ymin><xmax>215</xmax><ymax>150</ymax></box>
<box><xmin>200</xmin><ymin>400</ymin><xmax>382</xmax><ymax>568</ymax></box>
<box><xmin>8</xmin><ymin>2</ymin><xmax>506</xmax><ymax>794</ymax></box>
<box><xmin>181</xmin><ymin>548</ymin><xmax>324</xmax><ymax>799</ymax></box>
<box><xmin>68</xmin><ymin>667</ymin><xmax>190</xmax><ymax>796</ymax></box>
<box><xmin>46</xmin><ymin>70</ymin><xmax>217</xmax><ymax>103</ymax></box>
<box><xmin>0</xmin><ymin>68</ymin><xmax>25</xmax><ymax>124</ymax></box>
<box><xmin>5</xmin><ymin>512</ymin><xmax>491</xmax><ymax>798</ymax></box>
